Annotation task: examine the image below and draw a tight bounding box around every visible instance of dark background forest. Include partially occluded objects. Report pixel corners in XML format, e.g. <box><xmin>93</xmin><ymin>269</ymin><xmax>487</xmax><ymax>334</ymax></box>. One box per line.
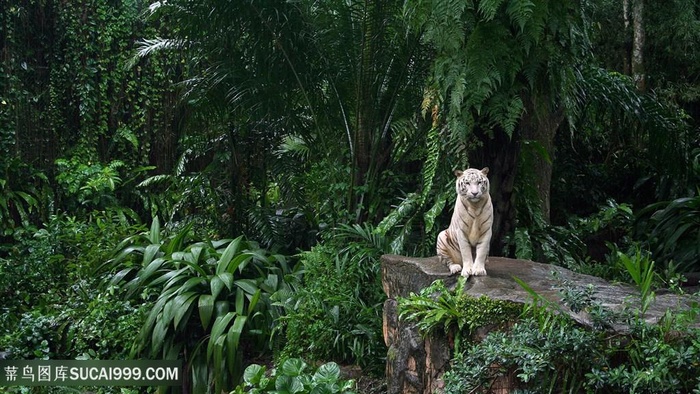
<box><xmin>1</xmin><ymin>0</ymin><xmax>699</xmax><ymax>393</ymax></box>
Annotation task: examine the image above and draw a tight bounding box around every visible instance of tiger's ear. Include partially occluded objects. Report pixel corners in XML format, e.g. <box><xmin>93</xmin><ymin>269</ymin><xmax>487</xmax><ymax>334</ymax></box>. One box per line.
<box><xmin>481</xmin><ymin>167</ymin><xmax>489</xmax><ymax>176</ymax></box>
<box><xmin>454</xmin><ymin>170</ymin><xmax>464</xmax><ymax>177</ymax></box>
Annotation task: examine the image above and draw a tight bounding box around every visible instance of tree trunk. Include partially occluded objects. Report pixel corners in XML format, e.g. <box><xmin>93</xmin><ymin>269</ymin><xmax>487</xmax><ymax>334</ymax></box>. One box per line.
<box><xmin>470</xmin><ymin>128</ymin><xmax>521</xmax><ymax>256</ymax></box>
<box><xmin>631</xmin><ymin>0</ymin><xmax>645</xmax><ymax>90</ymax></box>
<box><xmin>520</xmin><ymin>96</ymin><xmax>565</xmax><ymax>225</ymax></box>
<box><xmin>622</xmin><ymin>0</ymin><xmax>631</xmax><ymax>75</ymax></box>
<box><xmin>351</xmin><ymin>0</ymin><xmax>385</xmax><ymax>222</ymax></box>
<box><xmin>470</xmin><ymin>96</ymin><xmax>564</xmax><ymax>255</ymax></box>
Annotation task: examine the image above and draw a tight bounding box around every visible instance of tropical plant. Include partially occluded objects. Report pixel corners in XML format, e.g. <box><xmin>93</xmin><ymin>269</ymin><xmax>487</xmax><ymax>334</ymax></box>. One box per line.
<box><xmin>444</xmin><ymin>315</ymin><xmax>600</xmax><ymax>394</ymax></box>
<box><xmin>136</xmin><ymin>147</ymin><xmax>230</xmax><ymax>233</ymax></box>
<box><xmin>279</xmin><ymin>224</ymin><xmax>390</xmax><ymax>373</ymax></box>
<box><xmin>506</xmin><ymin>199</ymin><xmax>636</xmax><ymax>276</ymax></box>
<box><xmin>132</xmin><ymin>0</ymin><xmax>432</xmax><ymax>230</ymax></box>
<box><xmin>232</xmin><ymin>358</ymin><xmax>356</xmax><ymax>394</ymax></box>
<box><xmin>398</xmin><ymin>277</ymin><xmax>520</xmax><ymax>349</ymax></box>
<box><xmin>0</xmin><ymin>160</ymin><xmax>48</xmax><ymax>245</ymax></box>
<box><xmin>104</xmin><ymin>217</ymin><xmax>294</xmax><ymax>392</ymax></box>
<box><xmin>636</xmin><ymin>194</ymin><xmax>700</xmax><ymax>273</ymax></box>
<box><xmin>55</xmin><ymin>156</ymin><xmax>124</xmax><ymax>207</ymax></box>
<box><xmin>0</xmin><ymin>208</ymin><xmax>146</xmax><ymax>369</ymax></box>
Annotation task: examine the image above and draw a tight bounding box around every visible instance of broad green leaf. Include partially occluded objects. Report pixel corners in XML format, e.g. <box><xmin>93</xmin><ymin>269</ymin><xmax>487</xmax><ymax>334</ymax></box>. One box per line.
<box><xmin>310</xmin><ymin>383</ymin><xmax>335</xmax><ymax>394</ymax></box>
<box><xmin>142</xmin><ymin>293</ymin><xmax>173</xmax><ymax>334</ymax></box>
<box><xmin>151</xmin><ymin>266</ymin><xmax>189</xmax><ymax>289</ymax></box>
<box><xmin>226</xmin><ymin>315</ymin><xmax>247</xmax><ymax>374</ymax></box>
<box><xmin>313</xmin><ymin>362</ymin><xmax>340</xmax><ymax>383</ymax></box>
<box><xmin>217</xmin><ymin>236</ymin><xmax>244</xmax><ymax>274</ymax></box>
<box><xmin>173</xmin><ymin>292</ymin><xmax>198</xmax><ymax>329</ymax></box>
<box><xmin>139</xmin><ymin>257</ymin><xmax>166</xmax><ymax>286</ymax></box>
<box><xmin>248</xmin><ymin>249</ymin><xmax>271</xmax><ymax>265</ymax></box>
<box><xmin>180</xmin><ymin>258</ymin><xmax>209</xmax><ymax>277</ymax></box>
<box><xmin>161</xmin><ymin>297</ymin><xmax>179</xmax><ymax>328</ymax></box>
<box><xmin>210</xmin><ymin>275</ymin><xmax>225</xmax><ymax>300</ymax></box>
<box><xmin>207</xmin><ymin>312</ymin><xmax>236</xmax><ymax>359</ymax></box>
<box><xmin>212</xmin><ymin>334</ymin><xmax>227</xmax><ymax>392</ymax></box>
<box><xmin>189</xmin><ymin>245</ymin><xmax>204</xmax><ymax>264</ymax></box>
<box><xmin>212</xmin><ymin>239</ymin><xmax>232</xmax><ymax>249</ymax></box>
<box><xmin>281</xmin><ymin>358</ymin><xmax>307</xmax><ymax>377</ymax></box>
<box><xmin>218</xmin><ymin>272</ymin><xmax>234</xmax><ymax>291</ymax></box>
<box><xmin>167</xmin><ymin>222</ymin><xmax>193</xmax><ymax>254</ymax></box>
<box><xmin>226</xmin><ymin>252</ymin><xmax>253</xmax><ymax>273</ymax></box>
<box><xmin>160</xmin><ymin>272</ymin><xmax>192</xmax><ymax>296</ymax></box>
<box><xmin>261</xmin><ymin>274</ymin><xmax>278</xmax><ymax>293</ymax></box>
<box><xmin>103</xmin><ymin>244</ymin><xmax>144</xmax><ymax>267</ymax></box>
<box><xmin>215</xmin><ymin>300</ymin><xmax>230</xmax><ymax>316</ymax></box>
<box><xmin>142</xmin><ymin>244</ymin><xmax>162</xmax><ymax>267</ymax></box>
<box><xmin>148</xmin><ymin>217</ymin><xmax>161</xmax><ymax>244</ymax></box>
<box><xmin>275</xmin><ymin>375</ymin><xmax>304</xmax><ymax>394</ymax></box>
<box><xmin>227</xmin><ymin>315</ymin><xmax>247</xmax><ymax>351</ymax></box>
<box><xmin>179</xmin><ymin>276</ymin><xmax>207</xmax><ymax>293</ymax></box>
<box><xmin>151</xmin><ymin>315</ymin><xmax>169</xmax><ymax>356</ymax></box>
<box><xmin>247</xmin><ymin>289</ymin><xmax>261</xmax><ymax>316</ymax></box>
<box><xmin>235</xmin><ymin>279</ymin><xmax>259</xmax><ymax>295</ymax></box>
<box><xmin>109</xmin><ymin>267</ymin><xmax>135</xmax><ymax>286</ymax></box>
<box><xmin>235</xmin><ymin>288</ymin><xmax>245</xmax><ymax>315</ymax></box>
<box><xmin>198</xmin><ymin>294</ymin><xmax>215</xmax><ymax>329</ymax></box>
<box><xmin>243</xmin><ymin>364</ymin><xmax>266</xmax><ymax>385</ymax></box>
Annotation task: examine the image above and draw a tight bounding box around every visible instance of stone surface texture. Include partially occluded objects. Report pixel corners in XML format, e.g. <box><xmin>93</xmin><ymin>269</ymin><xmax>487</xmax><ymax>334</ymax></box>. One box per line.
<box><xmin>381</xmin><ymin>254</ymin><xmax>699</xmax><ymax>394</ymax></box>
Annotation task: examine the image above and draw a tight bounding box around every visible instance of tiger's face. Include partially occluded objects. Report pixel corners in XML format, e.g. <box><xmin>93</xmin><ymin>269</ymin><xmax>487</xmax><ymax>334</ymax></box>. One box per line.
<box><xmin>455</xmin><ymin>168</ymin><xmax>490</xmax><ymax>202</ymax></box>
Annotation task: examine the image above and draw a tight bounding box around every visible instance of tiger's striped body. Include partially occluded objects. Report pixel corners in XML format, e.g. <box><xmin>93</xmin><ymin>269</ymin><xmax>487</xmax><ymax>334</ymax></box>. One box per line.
<box><xmin>436</xmin><ymin>168</ymin><xmax>493</xmax><ymax>277</ymax></box>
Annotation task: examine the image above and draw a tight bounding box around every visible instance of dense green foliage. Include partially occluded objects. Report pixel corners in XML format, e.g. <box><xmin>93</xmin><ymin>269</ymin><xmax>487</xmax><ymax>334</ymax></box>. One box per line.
<box><xmin>398</xmin><ymin>277</ymin><xmax>521</xmax><ymax>342</ymax></box>
<box><xmin>1</xmin><ymin>0</ymin><xmax>699</xmax><ymax>392</ymax></box>
<box><xmin>234</xmin><ymin>359</ymin><xmax>356</xmax><ymax>394</ymax></box>
<box><xmin>104</xmin><ymin>217</ymin><xmax>294</xmax><ymax>393</ymax></box>
<box><xmin>279</xmin><ymin>225</ymin><xmax>389</xmax><ymax>374</ymax></box>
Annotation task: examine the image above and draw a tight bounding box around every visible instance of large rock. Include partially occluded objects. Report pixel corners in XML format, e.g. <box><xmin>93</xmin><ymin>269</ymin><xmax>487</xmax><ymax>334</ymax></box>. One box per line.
<box><xmin>381</xmin><ymin>254</ymin><xmax>699</xmax><ymax>394</ymax></box>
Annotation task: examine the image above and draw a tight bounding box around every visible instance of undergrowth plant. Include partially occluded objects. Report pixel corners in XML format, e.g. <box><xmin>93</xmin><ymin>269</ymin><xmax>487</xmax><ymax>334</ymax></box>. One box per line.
<box><xmin>636</xmin><ymin>193</ymin><xmax>700</xmax><ymax>273</ymax></box>
<box><xmin>232</xmin><ymin>358</ymin><xmax>356</xmax><ymax>394</ymax></box>
<box><xmin>104</xmin><ymin>217</ymin><xmax>293</xmax><ymax>393</ymax></box>
<box><xmin>397</xmin><ymin>277</ymin><xmax>521</xmax><ymax>352</ymax></box>
<box><xmin>278</xmin><ymin>224</ymin><xmax>388</xmax><ymax>374</ymax></box>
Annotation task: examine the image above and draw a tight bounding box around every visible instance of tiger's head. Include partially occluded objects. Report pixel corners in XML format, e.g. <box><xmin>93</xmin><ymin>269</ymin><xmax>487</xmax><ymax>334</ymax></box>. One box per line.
<box><xmin>455</xmin><ymin>167</ymin><xmax>490</xmax><ymax>202</ymax></box>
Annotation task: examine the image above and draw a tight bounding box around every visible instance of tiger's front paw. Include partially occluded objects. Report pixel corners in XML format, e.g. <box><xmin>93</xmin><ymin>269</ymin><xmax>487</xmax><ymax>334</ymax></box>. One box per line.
<box><xmin>470</xmin><ymin>264</ymin><xmax>487</xmax><ymax>276</ymax></box>
<box><xmin>448</xmin><ymin>264</ymin><xmax>462</xmax><ymax>275</ymax></box>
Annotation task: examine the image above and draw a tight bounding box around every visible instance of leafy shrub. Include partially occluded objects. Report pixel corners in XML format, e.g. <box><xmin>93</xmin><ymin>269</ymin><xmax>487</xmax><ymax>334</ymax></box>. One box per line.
<box><xmin>61</xmin><ymin>289</ymin><xmax>147</xmax><ymax>360</ymax></box>
<box><xmin>233</xmin><ymin>358</ymin><xmax>356</xmax><ymax>394</ymax></box>
<box><xmin>0</xmin><ymin>209</ymin><xmax>140</xmax><ymax>334</ymax></box>
<box><xmin>2</xmin><ymin>311</ymin><xmax>61</xmax><ymax>360</ymax></box>
<box><xmin>55</xmin><ymin>156</ymin><xmax>125</xmax><ymax>211</ymax></box>
<box><xmin>586</xmin><ymin>316</ymin><xmax>700</xmax><ymax>394</ymax></box>
<box><xmin>444</xmin><ymin>315</ymin><xmax>601</xmax><ymax>394</ymax></box>
<box><xmin>279</xmin><ymin>224</ymin><xmax>388</xmax><ymax>373</ymax></box>
<box><xmin>105</xmin><ymin>217</ymin><xmax>293</xmax><ymax>392</ymax></box>
<box><xmin>0</xmin><ymin>159</ymin><xmax>48</xmax><ymax>246</ymax></box>
<box><xmin>636</xmin><ymin>194</ymin><xmax>700</xmax><ymax>273</ymax></box>
<box><xmin>398</xmin><ymin>277</ymin><xmax>521</xmax><ymax>351</ymax></box>
<box><xmin>0</xmin><ymin>210</ymin><xmax>147</xmax><ymax>365</ymax></box>
<box><xmin>508</xmin><ymin>199</ymin><xmax>634</xmax><ymax>270</ymax></box>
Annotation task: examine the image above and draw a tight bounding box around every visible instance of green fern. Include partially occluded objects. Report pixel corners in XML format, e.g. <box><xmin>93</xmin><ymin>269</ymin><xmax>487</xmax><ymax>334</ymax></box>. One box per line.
<box><xmin>506</xmin><ymin>0</ymin><xmax>535</xmax><ymax>32</ymax></box>
<box><xmin>478</xmin><ymin>0</ymin><xmax>507</xmax><ymax>22</ymax></box>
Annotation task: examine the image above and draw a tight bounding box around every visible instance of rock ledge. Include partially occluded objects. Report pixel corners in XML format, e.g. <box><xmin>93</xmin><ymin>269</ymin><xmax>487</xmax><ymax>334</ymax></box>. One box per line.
<box><xmin>381</xmin><ymin>254</ymin><xmax>699</xmax><ymax>394</ymax></box>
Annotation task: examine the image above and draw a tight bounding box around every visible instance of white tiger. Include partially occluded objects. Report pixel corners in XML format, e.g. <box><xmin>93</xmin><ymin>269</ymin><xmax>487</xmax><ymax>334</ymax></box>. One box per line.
<box><xmin>436</xmin><ymin>167</ymin><xmax>493</xmax><ymax>277</ymax></box>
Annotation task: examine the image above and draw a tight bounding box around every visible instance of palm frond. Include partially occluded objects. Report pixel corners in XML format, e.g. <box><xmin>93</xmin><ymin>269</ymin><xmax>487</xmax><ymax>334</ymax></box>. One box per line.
<box><xmin>125</xmin><ymin>37</ymin><xmax>188</xmax><ymax>69</ymax></box>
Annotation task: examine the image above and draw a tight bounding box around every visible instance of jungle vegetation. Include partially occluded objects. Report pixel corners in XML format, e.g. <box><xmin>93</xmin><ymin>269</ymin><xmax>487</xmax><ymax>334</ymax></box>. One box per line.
<box><xmin>1</xmin><ymin>0</ymin><xmax>699</xmax><ymax>393</ymax></box>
